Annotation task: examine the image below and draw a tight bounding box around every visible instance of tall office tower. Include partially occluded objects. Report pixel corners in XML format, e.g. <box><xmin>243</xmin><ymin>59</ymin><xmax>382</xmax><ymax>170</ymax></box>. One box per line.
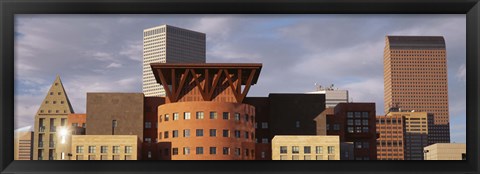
<box><xmin>33</xmin><ymin>75</ymin><xmax>75</xmax><ymax>160</ymax></box>
<box><xmin>143</xmin><ymin>25</ymin><xmax>206</xmax><ymax>97</ymax></box>
<box><xmin>384</xmin><ymin>36</ymin><xmax>450</xmax><ymax>143</ymax></box>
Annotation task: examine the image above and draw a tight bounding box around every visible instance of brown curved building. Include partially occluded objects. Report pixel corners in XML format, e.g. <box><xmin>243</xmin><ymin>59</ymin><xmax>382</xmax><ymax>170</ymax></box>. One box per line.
<box><xmin>151</xmin><ymin>63</ymin><xmax>261</xmax><ymax>160</ymax></box>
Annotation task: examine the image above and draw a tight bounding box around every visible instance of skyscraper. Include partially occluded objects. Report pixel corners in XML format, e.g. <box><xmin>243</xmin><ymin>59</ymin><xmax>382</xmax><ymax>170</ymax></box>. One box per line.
<box><xmin>33</xmin><ymin>75</ymin><xmax>75</xmax><ymax>160</ymax></box>
<box><xmin>383</xmin><ymin>36</ymin><xmax>450</xmax><ymax>143</ymax></box>
<box><xmin>142</xmin><ymin>25</ymin><xmax>206</xmax><ymax>97</ymax></box>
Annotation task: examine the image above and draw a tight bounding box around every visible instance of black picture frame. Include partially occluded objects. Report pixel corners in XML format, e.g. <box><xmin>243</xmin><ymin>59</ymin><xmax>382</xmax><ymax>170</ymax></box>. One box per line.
<box><xmin>1</xmin><ymin>0</ymin><xmax>478</xmax><ymax>174</ymax></box>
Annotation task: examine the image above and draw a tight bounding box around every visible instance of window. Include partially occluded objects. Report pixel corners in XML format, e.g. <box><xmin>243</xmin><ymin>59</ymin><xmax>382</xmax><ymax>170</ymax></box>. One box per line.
<box><xmin>347</xmin><ymin>112</ymin><xmax>353</xmax><ymax>118</ymax></box>
<box><xmin>328</xmin><ymin>146</ymin><xmax>335</xmax><ymax>154</ymax></box>
<box><xmin>183</xmin><ymin>129</ymin><xmax>190</xmax><ymax>137</ymax></box>
<box><xmin>223</xmin><ymin>147</ymin><xmax>230</xmax><ymax>155</ymax></box>
<box><xmin>173</xmin><ymin>130</ymin><xmax>179</xmax><ymax>138</ymax></box>
<box><xmin>50</xmin><ymin>92</ymin><xmax>53</xmax><ymax>95</ymax></box>
<box><xmin>363</xmin><ymin>142</ymin><xmax>369</xmax><ymax>148</ymax></box>
<box><xmin>262</xmin><ymin>138</ymin><xmax>268</xmax><ymax>144</ymax></box>
<box><xmin>223</xmin><ymin>130</ymin><xmax>229</xmax><ymax>137</ymax></box>
<box><xmin>333</xmin><ymin>124</ymin><xmax>340</xmax><ymax>130</ymax></box>
<box><xmin>222</xmin><ymin>112</ymin><xmax>229</xmax><ymax>120</ymax></box>
<box><xmin>316</xmin><ymin>146</ymin><xmax>323</xmax><ymax>154</ymax></box>
<box><xmin>164</xmin><ymin>131</ymin><xmax>169</xmax><ymax>139</ymax></box>
<box><xmin>261</xmin><ymin>122</ymin><xmax>268</xmax><ymax>129</ymax></box>
<box><xmin>145</xmin><ymin>122</ymin><xmax>151</xmax><ymax>128</ymax></box>
<box><xmin>255</xmin><ymin>122</ymin><xmax>258</xmax><ymax>128</ymax></box>
<box><xmin>184</xmin><ymin>112</ymin><xmax>191</xmax><ymax>120</ymax></box>
<box><xmin>326</xmin><ymin>124</ymin><xmax>330</xmax><ymax>131</ymax></box>
<box><xmin>165</xmin><ymin>114</ymin><xmax>169</xmax><ymax>121</ymax></box>
<box><xmin>292</xmin><ymin>155</ymin><xmax>299</xmax><ymax>160</ymax></box>
<box><xmin>209</xmin><ymin>129</ymin><xmax>216</xmax><ymax>137</ymax></box>
<box><xmin>210</xmin><ymin>112</ymin><xmax>217</xmax><ymax>119</ymax></box>
<box><xmin>210</xmin><ymin>147</ymin><xmax>216</xmax><ymax>155</ymax></box>
<box><xmin>362</xmin><ymin>127</ymin><xmax>369</xmax><ymax>133</ymax></box>
<box><xmin>292</xmin><ymin>146</ymin><xmax>299</xmax><ymax>154</ymax></box>
<box><xmin>304</xmin><ymin>155</ymin><xmax>311</xmax><ymax>160</ymax></box>
<box><xmin>145</xmin><ymin>138</ymin><xmax>152</xmax><ymax>143</ymax></box>
<box><xmin>280</xmin><ymin>155</ymin><xmax>288</xmax><ymax>160</ymax></box>
<box><xmin>59</xmin><ymin>118</ymin><xmax>67</xmax><ymax>126</ymax></box>
<box><xmin>196</xmin><ymin>147</ymin><xmax>204</xmax><ymax>154</ymax></box>
<box><xmin>113</xmin><ymin>146</ymin><xmax>120</xmax><ymax>154</ymax></box>
<box><xmin>245</xmin><ymin>149</ymin><xmax>249</xmax><ymax>156</ymax></box>
<box><xmin>234</xmin><ymin>113</ymin><xmax>240</xmax><ymax>121</ymax></box>
<box><xmin>173</xmin><ymin>113</ymin><xmax>179</xmax><ymax>120</ymax></box>
<box><xmin>362</xmin><ymin>112</ymin><xmax>369</xmax><ymax>118</ymax></box>
<box><xmin>304</xmin><ymin>146</ymin><xmax>311</xmax><ymax>154</ymax></box>
<box><xmin>76</xmin><ymin>146</ymin><xmax>84</xmax><ymax>153</ymax></box>
<box><xmin>362</xmin><ymin>119</ymin><xmax>369</xmax><ymax>125</ymax></box>
<box><xmin>296</xmin><ymin>121</ymin><xmax>300</xmax><ymax>128</ymax></box>
<box><xmin>196</xmin><ymin>129</ymin><xmax>204</xmax><ymax>137</ymax></box>
<box><xmin>235</xmin><ymin>148</ymin><xmax>241</xmax><ymax>156</ymax></box>
<box><xmin>316</xmin><ymin>155</ymin><xmax>323</xmax><ymax>160</ymax></box>
<box><xmin>280</xmin><ymin>146</ymin><xmax>287</xmax><ymax>154</ymax></box>
<box><xmin>355</xmin><ymin>120</ymin><xmax>361</xmax><ymax>125</ymax></box>
<box><xmin>101</xmin><ymin>146</ymin><xmax>108</xmax><ymax>153</ymax></box>
<box><xmin>172</xmin><ymin>148</ymin><xmax>178</xmax><ymax>155</ymax></box>
<box><xmin>58</xmin><ymin>92</ymin><xmax>61</xmax><ymax>95</ymax></box>
<box><xmin>196</xmin><ymin>112</ymin><xmax>204</xmax><ymax>119</ymax></box>
<box><xmin>88</xmin><ymin>146</ymin><xmax>96</xmax><ymax>153</ymax></box>
<box><xmin>348</xmin><ymin>127</ymin><xmax>354</xmax><ymax>133</ymax></box>
<box><xmin>125</xmin><ymin>146</ymin><xmax>132</xmax><ymax>154</ymax></box>
<box><xmin>355</xmin><ymin>112</ymin><xmax>361</xmax><ymax>118</ymax></box>
<box><xmin>235</xmin><ymin>130</ymin><xmax>241</xmax><ymax>138</ymax></box>
<box><xmin>245</xmin><ymin>114</ymin><xmax>249</xmax><ymax>122</ymax></box>
<box><xmin>183</xmin><ymin>147</ymin><xmax>190</xmax><ymax>155</ymax></box>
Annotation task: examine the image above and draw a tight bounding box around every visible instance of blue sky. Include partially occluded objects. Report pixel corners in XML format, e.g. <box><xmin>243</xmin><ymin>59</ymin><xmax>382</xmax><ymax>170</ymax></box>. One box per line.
<box><xmin>14</xmin><ymin>14</ymin><xmax>466</xmax><ymax>143</ymax></box>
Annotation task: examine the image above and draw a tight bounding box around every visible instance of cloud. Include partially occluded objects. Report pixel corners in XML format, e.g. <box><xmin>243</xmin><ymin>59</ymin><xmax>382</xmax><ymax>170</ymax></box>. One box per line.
<box><xmin>456</xmin><ymin>64</ymin><xmax>466</xmax><ymax>83</ymax></box>
<box><xmin>106</xmin><ymin>62</ymin><xmax>122</xmax><ymax>68</ymax></box>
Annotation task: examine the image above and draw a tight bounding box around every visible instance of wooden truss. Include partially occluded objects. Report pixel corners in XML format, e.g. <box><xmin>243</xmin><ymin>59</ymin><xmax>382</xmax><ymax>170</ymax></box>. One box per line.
<box><xmin>151</xmin><ymin>64</ymin><xmax>262</xmax><ymax>103</ymax></box>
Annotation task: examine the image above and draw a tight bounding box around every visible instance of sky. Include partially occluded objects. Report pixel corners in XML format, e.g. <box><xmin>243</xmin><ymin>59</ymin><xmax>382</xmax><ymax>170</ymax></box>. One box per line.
<box><xmin>14</xmin><ymin>14</ymin><xmax>466</xmax><ymax>143</ymax></box>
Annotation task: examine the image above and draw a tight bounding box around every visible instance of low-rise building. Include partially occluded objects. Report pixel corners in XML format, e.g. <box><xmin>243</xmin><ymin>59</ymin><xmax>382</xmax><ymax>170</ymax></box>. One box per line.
<box><xmin>14</xmin><ymin>126</ymin><xmax>33</xmax><ymax>160</ymax></box>
<box><xmin>424</xmin><ymin>143</ymin><xmax>466</xmax><ymax>160</ymax></box>
<box><xmin>271</xmin><ymin>135</ymin><xmax>340</xmax><ymax>160</ymax></box>
<box><xmin>71</xmin><ymin>135</ymin><xmax>138</xmax><ymax>160</ymax></box>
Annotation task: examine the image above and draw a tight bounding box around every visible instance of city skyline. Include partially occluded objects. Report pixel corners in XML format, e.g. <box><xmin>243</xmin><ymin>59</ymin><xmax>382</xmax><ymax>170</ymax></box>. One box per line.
<box><xmin>14</xmin><ymin>14</ymin><xmax>466</xmax><ymax>143</ymax></box>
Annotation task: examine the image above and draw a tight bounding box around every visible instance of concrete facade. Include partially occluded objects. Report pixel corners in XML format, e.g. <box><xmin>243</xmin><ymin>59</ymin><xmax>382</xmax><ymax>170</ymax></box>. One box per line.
<box><xmin>424</xmin><ymin>143</ymin><xmax>466</xmax><ymax>160</ymax></box>
<box><xmin>271</xmin><ymin>135</ymin><xmax>340</xmax><ymax>160</ymax></box>
<box><xmin>143</xmin><ymin>25</ymin><xmax>206</xmax><ymax>97</ymax></box>
<box><xmin>308</xmin><ymin>87</ymin><xmax>349</xmax><ymax>108</ymax></box>
<box><xmin>384</xmin><ymin>36</ymin><xmax>450</xmax><ymax>143</ymax></box>
<box><xmin>71</xmin><ymin>135</ymin><xmax>138</xmax><ymax>160</ymax></box>
<box><xmin>33</xmin><ymin>75</ymin><xmax>74</xmax><ymax>160</ymax></box>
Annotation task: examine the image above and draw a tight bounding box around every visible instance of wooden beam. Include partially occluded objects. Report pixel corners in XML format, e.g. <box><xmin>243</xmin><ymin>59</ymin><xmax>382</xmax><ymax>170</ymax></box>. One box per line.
<box><xmin>223</xmin><ymin>69</ymin><xmax>240</xmax><ymax>102</ymax></box>
<box><xmin>171</xmin><ymin>69</ymin><xmax>176</xmax><ymax>101</ymax></box>
<box><xmin>174</xmin><ymin>69</ymin><xmax>190</xmax><ymax>101</ymax></box>
<box><xmin>207</xmin><ymin>69</ymin><xmax>223</xmax><ymax>101</ymax></box>
<box><xmin>157</xmin><ymin>69</ymin><xmax>173</xmax><ymax>102</ymax></box>
<box><xmin>238</xmin><ymin>69</ymin><xmax>256</xmax><ymax>102</ymax></box>
<box><xmin>190</xmin><ymin>69</ymin><xmax>207</xmax><ymax>100</ymax></box>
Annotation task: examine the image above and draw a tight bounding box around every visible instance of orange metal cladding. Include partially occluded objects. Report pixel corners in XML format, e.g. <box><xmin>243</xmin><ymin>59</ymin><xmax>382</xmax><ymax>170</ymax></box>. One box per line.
<box><xmin>150</xmin><ymin>63</ymin><xmax>261</xmax><ymax>160</ymax></box>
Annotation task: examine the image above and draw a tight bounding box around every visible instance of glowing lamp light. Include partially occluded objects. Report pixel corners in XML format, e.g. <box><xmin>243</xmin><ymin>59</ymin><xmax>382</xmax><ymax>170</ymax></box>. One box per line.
<box><xmin>60</xmin><ymin>128</ymin><xmax>68</xmax><ymax>136</ymax></box>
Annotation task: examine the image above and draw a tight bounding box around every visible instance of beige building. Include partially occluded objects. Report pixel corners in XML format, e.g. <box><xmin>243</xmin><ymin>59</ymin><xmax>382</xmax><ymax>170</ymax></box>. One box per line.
<box><xmin>71</xmin><ymin>135</ymin><xmax>138</xmax><ymax>160</ymax></box>
<box><xmin>271</xmin><ymin>135</ymin><xmax>340</xmax><ymax>160</ymax></box>
<box><xmin>424</xmin><ymin>143</ymin><xmax>466</xmax><ymax>160</ymax></box>
<box><xmin>143</xmin><ymin>24</ymin><xmax>206</xmax><ymax>97</ymax></box>
<box><xmin>14</xmin><ymin>126</ymin><xmax>33</xmax><ymax>160</ymax></box>
<box><xmin>387</xmin><ymin>111</ymin><xmax>429</xmax><ymax>160</ymax></box>
<box><xmin>33</xmin><ymin>75</ymin><xmax>75</xmax><ymax>160</ymax></box>
<box><xmin>384</xmin><ymin>36</ymin><xmax>450</xmax><ymax>143</ymax></box>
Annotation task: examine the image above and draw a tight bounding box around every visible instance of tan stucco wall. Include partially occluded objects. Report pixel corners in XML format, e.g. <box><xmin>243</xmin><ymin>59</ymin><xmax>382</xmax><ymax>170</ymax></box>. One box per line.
<box><xmin>271</xmin><ymin>135</ymin><xmax>340</xmax><ymax>160</ymax></box>
<box><xmin>71</xmin><ymin>135</ymin><xmax>138</xmax><ymax>160</ymax></box>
